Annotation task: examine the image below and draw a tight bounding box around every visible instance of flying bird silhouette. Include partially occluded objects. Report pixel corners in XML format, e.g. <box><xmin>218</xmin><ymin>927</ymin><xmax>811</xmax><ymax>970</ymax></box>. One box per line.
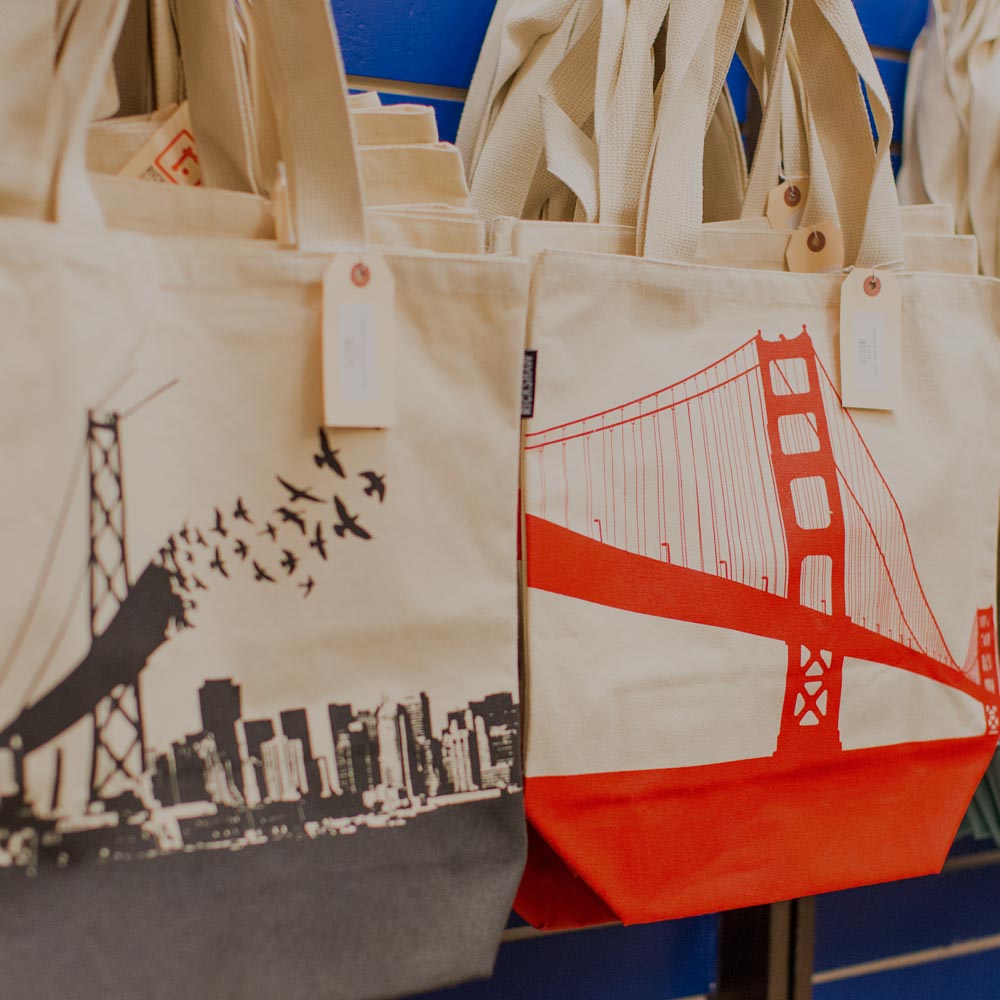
<box><xmin>277</xmin><ymin>476</ymin><xmax>323</xmax><ymax>504</ymax></box>
<box><xmin>210</xmin><ymin>547</ymin><xmax>229</xmax><ymax>578</ymax></box>
<box><xmin>275</xmin><ymin>506</ymin><xmax>307</xmax><ymax>535</ymax></box>
<box><xmin>212</xmin><ymin>508</ymin><xmax>228</xmax><ymax>538</ymax></box>
<box><xmin>234</xmin><ymin>539</ymin><xmax>249</xmax><ymax>560</ymax></box>
<box><xmin>333</xmin><ymin>496</ymin><xmax>372</xmax><ymax>540</ymax></box>
<box><xmin>314</xmin><ymin>428</ymin><xmax>346</xmax><ymax>477</ymax></box>
<box><xmin>192</xmin><ymin>575</ymin><xmax>208</xmax><ymax>591</ymax></box>
<box><xmin>173</xmin><ymin>569</ymin><xmax>190</xmax><ymax>592</ymax></box>
<box><xmin>309</xmin><ymin>522</ymin><xmax>328</xmax><ymax>560</ymax></box>
<box><xmin>299</xmin><ymin>576</ymin><xmax>315</xmax><ymax>598</ymax></box>
<box><xmin>185</xmin><ymin>551</ymin><xmax>195</xmax><ymax>564</ymax></box>
<box><xmin>179</xmin><ymin>524</ymin><xmax>191</xmax><ymax>544</ymax></box>
<box><xmin>195</xmin><ymin>529</ymin><xmax>208</xmax><ymax>548</ymax></box>
<box><xmin>280</xmin><ymin>550</ymin><xmax>299</xmax><ymax>575</ymax></box>
<box><xmin>167</xmin><ymin>534</ymin><xmax>178</xmax><ymax>553</ymax></box>
<box><xmin>360</xmin><ymin>471</ymin><xmax>386</xmax><ymax>503</ymax></box>
<box><xmin>233</xmin><ymin>497</ymin><xmax>253</xmax><ymax>523</ymax></box>
<box><xmin>252</xmin><ymin>561</ymin><xmax>276</xmax><ymax>583</ymax></box>
<box><xmin>260</xmin><ymin>522</ymin><xmax>278</xmax><ymax>541</ymax></box>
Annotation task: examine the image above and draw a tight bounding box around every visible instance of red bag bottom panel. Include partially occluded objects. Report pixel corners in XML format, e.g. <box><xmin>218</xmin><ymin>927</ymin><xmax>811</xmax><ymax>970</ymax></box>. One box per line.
<box><xmin>516</xmin><ymin>735</ymin><xmax>996</xmax><ymax>928</ymax></box>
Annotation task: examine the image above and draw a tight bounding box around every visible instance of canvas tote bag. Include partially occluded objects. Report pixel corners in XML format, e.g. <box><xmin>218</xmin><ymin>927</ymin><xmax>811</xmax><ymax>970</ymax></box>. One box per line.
<box><xmin>515</xmin><ymin>0</ymin><xmax>1000</xmax><ymax>929</ymax></box>
<box><xmin>0</xmin><ymin>1</ymin><xmax>529</xmax><ymax>997</ymax></box>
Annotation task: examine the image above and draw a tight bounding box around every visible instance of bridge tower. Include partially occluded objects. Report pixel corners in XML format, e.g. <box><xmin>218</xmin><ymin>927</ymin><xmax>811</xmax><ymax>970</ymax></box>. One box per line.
<box><xmin>756</xmin><ymin>330</ymin><xmax>847</xmax><ymax>755</ymax></box>
<box><xmin>87</xmin><ymin>412</ymin><xmax>146</xmax><ymax>802</ymax></box>
<box><xmin>975</xmin><ymin>608</ymin><xmax>999</xmax><ymax>735</ymax></box>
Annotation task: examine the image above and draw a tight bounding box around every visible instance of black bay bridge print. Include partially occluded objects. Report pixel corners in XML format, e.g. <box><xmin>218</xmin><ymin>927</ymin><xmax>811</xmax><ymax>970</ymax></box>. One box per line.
<box><xmin>0</xmin><ymin>383</ymin><xmax>520</xmax><ymax>878</ymax></box>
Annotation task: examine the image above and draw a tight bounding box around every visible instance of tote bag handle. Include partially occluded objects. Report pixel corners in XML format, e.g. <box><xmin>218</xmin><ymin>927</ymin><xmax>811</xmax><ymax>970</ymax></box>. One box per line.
<box><xmin>0</xmin><ymin>4</ymin><xmax>59</xmax><ymax>219</ymax></box>
<box><xmin>539</xmin><ymin>0</ymin><xmax>749</xmax><ymax>226</ymax></box>
<box><xmin>48</xmin><ymin>0</ymin><xmax>369</xmax><ymax>251</ymax></box>
<box><xmin>639</xmin><ymin>0</ymin><xmax>903</xmax><ymax>270</ymax></box>
<box><xmin>250</xmin><ymin>0</ymin><xmax>366</xmax><ymax>251</ymax></box>
<box><xmin>173</xmin><ymin>0</ymin><xmax>262</xmax><ymax>194</ymax></box>
<box><xmin>468</xmin><ymin>0</ymin><xmax>597</xmax><ymax>224</ymax></box>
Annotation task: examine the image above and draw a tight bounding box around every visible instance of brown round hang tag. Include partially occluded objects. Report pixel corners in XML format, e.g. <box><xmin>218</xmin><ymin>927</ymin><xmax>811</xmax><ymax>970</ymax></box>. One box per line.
<box><xmin>351</xmin><ymin>262</ymin><xmax>371</xmax><ymax>287</ymax></box>
<box><xmin>807</xmin><ymin>230</ymin><xmax>827</xmax><ymax>253</ymax></box>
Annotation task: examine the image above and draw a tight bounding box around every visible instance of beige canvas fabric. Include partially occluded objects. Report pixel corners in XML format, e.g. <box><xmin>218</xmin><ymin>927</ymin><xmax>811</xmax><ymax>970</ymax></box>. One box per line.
<box><xmin>704</xmin><ymin>204</ymin><xmax>959</xmax><ymax>235</ymax></box>
<box><xmin>1</xmin><ymin>1</ymin><xmax>527</xmax><ymax>997</ymax></box>
<box><xmin>502</xmin><ymin>218</ymin><xmax>979</xmax><ymax>273</ymax></box>
<box><xmin>359</xmin><ymin>143</ymin><xmax>470</xmax><ymax>208</ymax></box>
<box><xmin>89</xmin><ymin>173</ymin><xmax>481</xmax><ymax>251</ymax></box>
<box><xmin>354</xmin><ymin>104</ymin><xmax>439</xmax><ymax>146</ymax></box>
<box><xmin>85</xmin><ymin>103</ymin><xmax>175</xmax><ymax>173</ymax></box>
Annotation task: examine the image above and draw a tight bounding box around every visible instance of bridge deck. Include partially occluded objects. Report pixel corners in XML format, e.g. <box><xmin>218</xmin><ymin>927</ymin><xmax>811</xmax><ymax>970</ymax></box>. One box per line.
<box><xmin>524</xmin><ymin>515</ymin><xmax>994</xmax><ymax>708</ymax></box>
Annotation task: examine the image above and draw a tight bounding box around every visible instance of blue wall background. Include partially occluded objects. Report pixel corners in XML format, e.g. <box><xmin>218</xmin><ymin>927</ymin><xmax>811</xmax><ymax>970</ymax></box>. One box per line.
<box><xmin>330</xmin><ymin>2</ymin><xmax>1000</xmax><ymax>996</ymax></box>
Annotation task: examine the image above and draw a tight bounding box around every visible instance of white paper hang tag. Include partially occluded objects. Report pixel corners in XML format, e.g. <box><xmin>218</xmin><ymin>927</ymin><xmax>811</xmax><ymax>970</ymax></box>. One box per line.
<box><xmin>766</xmin><ymin>177</ymin><xmax>809</xmax><ymax>230</ymax></box>
<box><xmin>118</xmin><ymin>102</ymin><xmax>202</xmax><ymax>186</ymax></box>
<box><xmin>322</xmin><ymin>255</ymin><xmax>396</xmax><ymax>428</ymax></box>
<box><xmin>839</xmin><ymin>269</ymin><xmax>903</xmax><ymax>411</ymax></box>
<box><xmin>785</xmin><ymin>221</ymin><xmax>845</xmax><ymax>273</ymax></box>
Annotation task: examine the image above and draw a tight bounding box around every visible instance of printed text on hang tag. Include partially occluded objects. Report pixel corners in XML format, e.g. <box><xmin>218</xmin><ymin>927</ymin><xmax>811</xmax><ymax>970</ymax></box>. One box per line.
<box><xmin>852</xmin><ymin>310</ymin><xmax>887</xmax><ymax>393</ymax></box>
<box><xmin>339</xmin><ymin>302</ymin><xmax>378</xmax><ymax>402</ymax></box>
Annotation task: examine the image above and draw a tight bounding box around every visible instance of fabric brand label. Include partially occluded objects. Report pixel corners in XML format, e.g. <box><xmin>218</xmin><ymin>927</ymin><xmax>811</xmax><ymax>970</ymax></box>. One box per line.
<box><xmin>521</xmin><ymin>351</ymin><xmax>538</xmax><ymax>418</ymax></box>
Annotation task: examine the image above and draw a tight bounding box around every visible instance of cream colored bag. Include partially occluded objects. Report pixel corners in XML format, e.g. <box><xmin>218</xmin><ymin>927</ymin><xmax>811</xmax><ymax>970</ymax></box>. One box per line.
<box><xmin>1</xmin><ymin>1</ymin><xmax>528</xmax><ymax>997</ymax></box>
<box><xmin>899</xmin><ymin>0</ymin><xmax>1000</xmax><ymax>275</ymax></box>
<box><xmin>515</xmin><ymin>0</ymin><xmax>1000</xmax><ymax>929</ymax></box>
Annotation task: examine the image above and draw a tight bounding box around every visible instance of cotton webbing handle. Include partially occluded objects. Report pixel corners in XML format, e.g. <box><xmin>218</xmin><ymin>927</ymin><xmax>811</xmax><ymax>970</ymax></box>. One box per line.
<box><xmin>174</xmin><ymin>0</ymin><xmax>260</xmax><ymax>195</ymax></box>
<box><xmin>455</xmin><ymin>0</ymin><xmax>517</xmax><ymax>174</ymax></box>
<box><xmin>539</xmin><ymin>0</ymin><xmax>749</xmax><ymax>227</ymax></box>
<box><xmin>639</xmin><ymin>0</ymin><xmax>903</xmax><ymax>270</ymax></box>
<box><xmin>252</xmin><ymin>0</ymin><xmax>366</xmax><ymax>251</ymax></box>
<box><xmin>468</xmin><ymin>0</ymin><xmax>595</xmax><ymax>224</ymax></box>
<box><xmin>637</xmin><ymin>0</ymin><xmax>752</xmax><ymax>259</ymax></box>
<box><xmin>0</xmin><ymin>5</ymin><xmax>58</xmax><ymax>219</ymax></box>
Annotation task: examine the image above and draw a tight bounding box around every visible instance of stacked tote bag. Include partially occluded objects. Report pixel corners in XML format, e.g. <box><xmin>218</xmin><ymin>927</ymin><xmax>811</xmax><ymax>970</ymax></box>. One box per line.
<box><xmin>0</xmin><ymin>1</ymin><xmax>528</xmax><ymax>998</ymax></box>
<box><xmin>900</xmin><ymin>0</ymin><xmax>1000</xmax><ymax>847</ymax></box>
<box><xmin>503</xmin><ymin>0</ymin><xmax>1000</xmax><ymax>928</ymax></box>
<box><xmin>899</xmin><ymin>0</ymin><xmax>1000</xmax><ymax>277</ymax></box>
<box><xmin>83</xmin><ymin>1</ymin><xmax>484</xmax><ymax>255</ymax></box>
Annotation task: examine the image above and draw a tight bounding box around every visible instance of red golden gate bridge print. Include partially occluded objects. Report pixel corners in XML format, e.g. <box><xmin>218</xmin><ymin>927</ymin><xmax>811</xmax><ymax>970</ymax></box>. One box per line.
<box><xmin>523</xmin><ymin>326</ymin><xmax>999</xmax><ymax>751</ymax></box>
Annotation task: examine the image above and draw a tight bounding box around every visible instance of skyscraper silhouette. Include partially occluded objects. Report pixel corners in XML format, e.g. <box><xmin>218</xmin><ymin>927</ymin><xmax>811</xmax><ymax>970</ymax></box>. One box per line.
<box><xmin>280</xmin><ymin>709</ymin><xmax>322</xmax><ymax>798</ymax></box>
<box><xmin>199</xmin><ymin>680</ymin><xmax>244</xmax><ymax>794</ymax></box>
